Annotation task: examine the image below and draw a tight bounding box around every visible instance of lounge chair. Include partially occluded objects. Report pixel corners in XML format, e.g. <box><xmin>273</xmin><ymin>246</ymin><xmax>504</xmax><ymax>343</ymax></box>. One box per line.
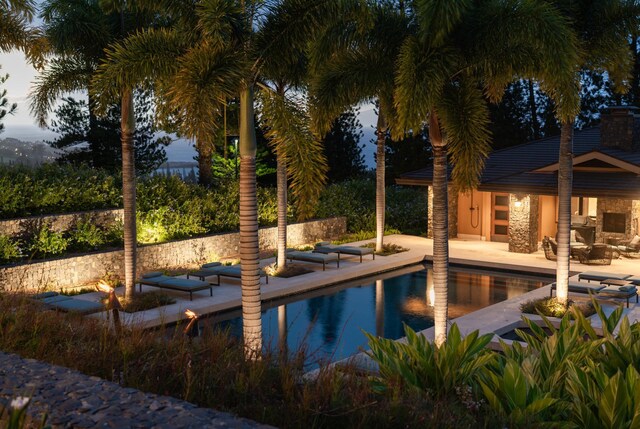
<box><xmin>575</xmin><ymin>244</ymin><xmax>613</xmax><ymax>265</ymax></box>
<box><xmin>188</xmin><ymin>263</ymin><xmax>268</xmax><ymax>285</ymax></box>
<box><xmin>313</xmin><ymin>242</ymin><xmax>375</xmax><ymax>263</ymax></box>
<box><xmin>286</xmin><ymin>249</ymin><xmax>339</xmax><ymax>270</ymax></box>
<box><xmin>549</xmin><ymin>280</ymin><xmax>637</xmax><ymax>307</ymax></box>
<box><xmin>578</xmin><ymin>271</ymin><xmax>631</xmax><ymax>283</ymax></box>
<box><xmin>33</xmin><ymin>292</ymin><xmax>105</xmax><ymax>315</ymax></box>
<box><xmin>137</xmin><ymin>271</ymin><xmax>213</xmax><ymax>301</ymax></box>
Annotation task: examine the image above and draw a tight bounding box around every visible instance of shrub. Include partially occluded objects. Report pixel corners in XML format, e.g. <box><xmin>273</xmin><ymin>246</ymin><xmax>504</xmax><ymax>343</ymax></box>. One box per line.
<box><xmin>0</xmin><ymin>235</ymin><xmax>21</xmax><ymax>264</ymax></box>
<box><xmin>27</xmin><ymin>224</ymin><xmax>68</xmax><ymax>258</ymax></box>
<box><xmin>68</xmin><ymin>219</ymin><xmax>107</xmax><ymax>251</ymax></box>
<box><xmin>520</xmin><ymin>297</ymin><xmax>595</xmax><ymax>318</ymax></box>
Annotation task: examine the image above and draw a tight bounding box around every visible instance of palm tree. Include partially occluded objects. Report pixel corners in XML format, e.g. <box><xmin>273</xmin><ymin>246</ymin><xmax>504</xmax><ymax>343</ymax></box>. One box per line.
<box><xmin>550</xmin><ymin>0</ymin><xmax>638</xmax><ymax>305</ymax></box>
<box><xmin>310</xmin><ymin>1</ymin><xmax>408</xmax><ymax>252</ymax></box>
<box><xmin>31</xmin><ymin>0</ymin><xmax>152</xmax><ymax>300</ymax></box>
<box><xmin>94</xmin><ymin>0</ymin><xmax>345</xmax><ymax>358</ymax></box>
<box><xmin>394</xmin><ymin>0</ymin><xmax>580</xmax><ymax>346</ymax></box>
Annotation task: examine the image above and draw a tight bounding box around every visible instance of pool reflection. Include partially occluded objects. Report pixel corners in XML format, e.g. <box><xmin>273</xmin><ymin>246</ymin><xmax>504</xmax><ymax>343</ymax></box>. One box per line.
<box><xmin>212</xmin><ymin>266</ymin><xmax>545</xmax><ymax>368</ymax></box>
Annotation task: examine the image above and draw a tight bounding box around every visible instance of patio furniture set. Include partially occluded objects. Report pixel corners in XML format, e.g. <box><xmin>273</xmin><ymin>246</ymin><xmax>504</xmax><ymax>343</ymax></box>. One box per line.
<box><xmin>542</xmin><ymin>234</ymin><xmax>640</xmax><ymax>265</ymax></box>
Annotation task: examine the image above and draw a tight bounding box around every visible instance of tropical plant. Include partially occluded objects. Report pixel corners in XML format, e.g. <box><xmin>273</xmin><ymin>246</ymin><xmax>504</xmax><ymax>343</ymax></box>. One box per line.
<box><xmin>311</xmin><ymin>0</ymin><xmax>408</xmax><ymax>253</ymax></box>
<box><xmin>366</xmin><ymin>323</ymin><xmax>495</xmax><ymax>398</ymax></box>
<box><xmin>393</xmin><ymin>0</ymin><xmax>580</xmax><ymax>345</ymax></box>
<box><xmin>0</xmin><ymin>0</ymin><xmax>45</xmax><ymax>64</ymax></box>
<box><xmin>0</xmin><ymin>70</ymin><xmax>17</xmax><ymax>133</ymax></box>
<box><xmin>550</xmin><ymin>0</ymin><xmax>639</xmax><ymax>305</ymax></box>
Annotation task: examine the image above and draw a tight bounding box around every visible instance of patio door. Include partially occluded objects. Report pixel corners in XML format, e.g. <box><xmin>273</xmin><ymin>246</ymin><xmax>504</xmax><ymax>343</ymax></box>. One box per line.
<box><xmin>491</xmin><ymin>193</ymin><xmax>510</xmax><ymax>242</ymax></box>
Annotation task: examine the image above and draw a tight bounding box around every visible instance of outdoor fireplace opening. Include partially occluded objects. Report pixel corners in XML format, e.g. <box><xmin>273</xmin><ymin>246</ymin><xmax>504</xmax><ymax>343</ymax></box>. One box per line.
<box><xmin>602</xmin><ymin>212</ymin><xmax>626</xmax><ymax>233</ymax></box>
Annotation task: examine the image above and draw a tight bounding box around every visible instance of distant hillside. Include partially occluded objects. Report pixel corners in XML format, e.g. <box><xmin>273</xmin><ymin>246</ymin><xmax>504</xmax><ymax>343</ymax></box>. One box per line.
<box><xmin>0</xmin><ymin>137</ymin><xmax>60</xmax><ymax>166</ymax></box>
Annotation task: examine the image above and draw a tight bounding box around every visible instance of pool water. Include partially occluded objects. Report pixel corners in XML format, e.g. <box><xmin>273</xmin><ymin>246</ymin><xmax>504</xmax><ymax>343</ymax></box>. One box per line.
<box><xmin>206</xmin><ymin>264</ymin><xmax>547</xmax><ymax>367</ymax></box>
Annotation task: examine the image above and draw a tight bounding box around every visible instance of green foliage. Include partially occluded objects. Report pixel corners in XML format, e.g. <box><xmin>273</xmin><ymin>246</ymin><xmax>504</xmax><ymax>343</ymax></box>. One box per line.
<box><xmin>0</xmin><ymin>70</ymin><xmax>17</xmax><ymax>133</ymax></box>
<box><xmin>0</xmin><ymin>164</ymin><xmax>121</xmax><ymax>218</ymax></box>
<box><xmin>119</xmin><ymin>291</ymin><xmax>176</xmax><ymax>313</ymax></box>
<box><xmin>0</xmin><ymin>235</ymin><xmax>21</xmax><ymax>263</ymax></box>
<box><xmin>27</xmin><ymin>224</ymin><xmax>68</xmax><ymax>258</ymax></box>
<box><xmin>67</xmin><ymin>219</ymin><xmax>107</xmax><ymax>251</ymax></box>
<box><xmin>366</xmin><ymin>324</ymin><xmax>495</xmax><ymax>398</ymax></box>
<box><xmin>316</xmin><ymin>179</ymin><xmax>428</xmax><ymax>234</ymax></box>
<box><xmin>520</xmin><ymin>297</ymin><xmax>595</xmax><ymax>318</ymax></box>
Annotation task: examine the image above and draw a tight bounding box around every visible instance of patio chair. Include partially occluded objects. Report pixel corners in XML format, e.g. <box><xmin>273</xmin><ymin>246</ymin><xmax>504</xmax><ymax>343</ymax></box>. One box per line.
<box><xmin>542</xmin><ymin>236</ymin><xmax>557</xmax><ymax>261</ymax></box>
<box><xmin>137</xmin><ymin>271</ymin><xmax>213</xmax><ymax>301</ymax></box>
<box><xmin>617</xmin><ymin>234</ymin><xmax>640</xmax><ymax>258</ymax></box>
<box><xmin>33</xmin><ymin>292</ymin><xmax>105</xmax><ymax>315</ymax></box>
<box><xmin>313</xmin><ymin>242</ymin><xmax>375</xmax><ymax>263</ymax></box>
<box><xmin>575</xmin><ymin>244</ymin><xmax>613</xmax><ymax>266</ymax></box>
<box><xmin>578</xmin><ymin>271</ymin><xmax>631</xmax><ymax>283</ymax></box>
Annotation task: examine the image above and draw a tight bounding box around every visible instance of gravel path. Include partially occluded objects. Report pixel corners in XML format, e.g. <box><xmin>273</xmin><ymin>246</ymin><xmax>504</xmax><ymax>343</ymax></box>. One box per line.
<box><xmin>0</xmin><ymin>351</ymin><xmax>273</xmax><ymax>429</ymax></box>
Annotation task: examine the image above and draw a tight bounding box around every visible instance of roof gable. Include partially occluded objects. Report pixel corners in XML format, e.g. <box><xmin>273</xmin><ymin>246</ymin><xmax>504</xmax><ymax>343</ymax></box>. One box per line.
<box><xmin>534</xmin><ymin>150</ymin><xmax>640</xmax><ymax>174</ymax></box>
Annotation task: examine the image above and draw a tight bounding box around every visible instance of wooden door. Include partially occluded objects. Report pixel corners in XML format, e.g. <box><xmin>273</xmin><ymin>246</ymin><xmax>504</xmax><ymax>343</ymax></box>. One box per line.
<box><xmin>491</xmin><ymin>193</ymin><xmax>510</xmax><ymax>242</ymax></box>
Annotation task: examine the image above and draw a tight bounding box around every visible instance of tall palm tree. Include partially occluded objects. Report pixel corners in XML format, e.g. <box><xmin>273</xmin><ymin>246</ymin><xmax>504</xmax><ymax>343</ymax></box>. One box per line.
<box><xmin>94</xmin><ymin>0</ymin><xmax>345</xmax><ymax>358</ymax></box>
<box><xmin>551</xmin><ymin>0</ymin><xmax>638</xmax><ymax>305</ymax></box>
<box><xmin>310</xmin><ymin>1</ymin><xmax>408</xmax><ymax>252</ymax></box>
<box><xmin>394</xmin><ymin>0</ymin><xmax>580</xmax><ymax>346</ymax></box>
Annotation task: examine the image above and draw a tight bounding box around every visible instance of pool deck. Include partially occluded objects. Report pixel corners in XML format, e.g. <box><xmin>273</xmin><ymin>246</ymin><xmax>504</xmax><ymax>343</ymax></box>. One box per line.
<box><xmin>81</xmin><ymin>234</ymin><xmax>640</xmax><ymax>333</ymax></box>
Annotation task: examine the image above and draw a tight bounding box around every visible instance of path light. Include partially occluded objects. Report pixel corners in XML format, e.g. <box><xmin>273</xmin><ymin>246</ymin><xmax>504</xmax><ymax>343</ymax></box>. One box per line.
<box><xmin>184</xmin><ymin>309</ymin><xmax>200</xmax><ymax>338</ymax></box>
<box><xmin>97</xmin><ymin>280</ymin><xmax>123</xmax><ymax>335</ymax></box>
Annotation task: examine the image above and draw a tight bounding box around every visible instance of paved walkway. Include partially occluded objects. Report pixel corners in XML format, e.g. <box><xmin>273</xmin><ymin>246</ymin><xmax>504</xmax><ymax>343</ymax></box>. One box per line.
<box><xmin>70</xmin><ymin>234</ymin><xmax>640</xmax><ymax>329</ymax></box>
<box><xmin>0</xmin><ymin>352</ymin><xmax>271</xmax><ymax>429</ymax></box>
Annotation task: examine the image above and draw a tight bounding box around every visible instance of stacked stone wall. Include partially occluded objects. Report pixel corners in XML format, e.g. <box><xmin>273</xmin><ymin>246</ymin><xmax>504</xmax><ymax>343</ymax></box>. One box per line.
<box><xmin>0</xmin><ymin>217</ymin><xmax>346</xmax><ymax>292</ymax></box>
<box><xmin>508</xmin><ymin>194</ymin><xmax>539</xmax><ymax>253</ymax></box>
<box><xmin>0</xmin><ymin>209</ymin><xmax>123</xmax><ymax>237</ymax></box>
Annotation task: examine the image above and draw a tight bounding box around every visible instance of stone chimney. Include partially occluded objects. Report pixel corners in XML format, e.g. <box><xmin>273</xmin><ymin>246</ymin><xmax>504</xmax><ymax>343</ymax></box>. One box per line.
<box><xmin>600</xmin><ymin>106</ymin><xmax>640</xmax><ymax>151</ymax></box>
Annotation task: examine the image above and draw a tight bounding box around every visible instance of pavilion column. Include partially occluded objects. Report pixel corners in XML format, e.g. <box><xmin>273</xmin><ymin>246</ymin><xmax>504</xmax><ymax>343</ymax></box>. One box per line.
<box><xmin>508</xmin><ymin>194</ymin><xmax>539</xmax><ymax>253</ymax></box>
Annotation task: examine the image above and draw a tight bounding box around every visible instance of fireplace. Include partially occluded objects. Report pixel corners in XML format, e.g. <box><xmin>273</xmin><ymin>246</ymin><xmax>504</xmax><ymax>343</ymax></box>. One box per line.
<box><xmin>602</xmin><ymin>212</ymin><xmax>626</xmax><ymax>233</ymax></box>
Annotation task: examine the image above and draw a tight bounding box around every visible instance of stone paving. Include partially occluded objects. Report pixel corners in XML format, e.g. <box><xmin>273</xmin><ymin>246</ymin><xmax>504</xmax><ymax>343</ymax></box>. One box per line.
<box><xmin>0</xmin><ymin>352</ymin><xmax>271</xmax><ymax>429</ymax></box>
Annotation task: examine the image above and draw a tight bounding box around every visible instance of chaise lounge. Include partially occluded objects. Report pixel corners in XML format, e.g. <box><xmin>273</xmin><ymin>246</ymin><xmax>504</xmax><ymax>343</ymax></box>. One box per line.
<box><xmin>313</xmin><ymin>242</ymin><xmax>375</xmax><ymax>263</ymax></box>
<box><xmin>188</xmin><ymin>263</ymin><xmax>269</xmax><ymax>285</ymax></box>
<box><xmin>549</xmin><ymin>279</ymin><xmax>638</xmax><ymax>307</ymax></box>
<box><xmin>33</xmin><ymin>292</ymin><xmax>105</xmax><ymax>315</ymax></box>
<box><xmin>137</xmin><ymin>272</ymin><xmax>213</xmax><ymax>301</ymax></box>
<box><xmin>286</xmin><ymin>249</ymin><xmax>339</xmax><ymax>270</ymax></box>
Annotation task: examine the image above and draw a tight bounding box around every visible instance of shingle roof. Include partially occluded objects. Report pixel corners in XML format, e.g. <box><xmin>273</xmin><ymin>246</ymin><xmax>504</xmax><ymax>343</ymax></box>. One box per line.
<box><xmin>396</xmin><ymin>125</ymin><xmax>640</xmax><ymax>199</ymax></box>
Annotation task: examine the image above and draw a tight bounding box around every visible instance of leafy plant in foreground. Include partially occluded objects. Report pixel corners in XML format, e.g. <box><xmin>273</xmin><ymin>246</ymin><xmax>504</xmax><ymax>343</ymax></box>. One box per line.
<box><xmin>366</xmin><ymin>323</ymin><xmax>495</xmax><ymax>398</ymax></box>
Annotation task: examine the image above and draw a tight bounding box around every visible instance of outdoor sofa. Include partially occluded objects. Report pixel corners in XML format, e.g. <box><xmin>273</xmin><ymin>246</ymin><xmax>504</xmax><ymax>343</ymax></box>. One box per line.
<box><xmin>574</xmin><ymin>244</ymin><xmax>614</xmax><ymax>265</ymax></box>
<box><xmin>33</xmin><ymin>291</ymin><xmax>105</xmax><ymax>315</ymax></box>
<box><xmin>188</xmin><ymin>262</ymin><xmax>269</xmax><ymax>285</ymax></box>
<box><xmin>313</xmin><ymin>242</ymin><xmax>375</xmax><ymax>263</ymax></box>
<box><xmin>286</xmin><ymin>249</ymin><xmax>339</xmax><ymax>270</ymax></box>
<box><xmin>137</xmin><ymin>272</ymin><xmax>213</xmax><ymax>301</ymax></box>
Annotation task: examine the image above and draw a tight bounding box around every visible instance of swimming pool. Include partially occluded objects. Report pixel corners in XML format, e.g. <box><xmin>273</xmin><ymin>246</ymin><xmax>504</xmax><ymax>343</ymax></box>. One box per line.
<box><xmin>205</xmin><ymin>264</ymin><xmax>548</xmax><ymax>367</ymax></box>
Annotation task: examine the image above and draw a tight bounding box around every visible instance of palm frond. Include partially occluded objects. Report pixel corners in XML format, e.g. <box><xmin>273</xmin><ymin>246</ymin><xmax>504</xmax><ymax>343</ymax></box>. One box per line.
<box><xmin>196</xmin><ymin>0</ymin><xmax>246</xmax><ymax>51</ymax></box>
<box><xmin>394</xmin><ymin>36</ymin><xmax>460</xmax><ymax>133</ymax></box>
<box><xmin>0</xmin><ymin>9</ymin><xmax>44</xmax><ymax>62</ymax></box>
<box><xmin>437</xmin><ymin>79</ymin><xmax>491</xmax><ymax>192</ymax></box>
<box><xmin>414</xmin><ymin>0</ymin><xmax>473</xmax><ymax>47</ymax></box>
<box><xmin>259</xmin><ymin>89</ymin><xmax>328</xmax><ymax>221</ymax></box>
<box><xmin>29</xmin><ymin>56</ymin><xmax>92</xmax><ymax>127</ymax></box>
<box><xmin>92</xmin><ymin>27</ymin><xmax>191</xmax><ymax>108</ymax></box>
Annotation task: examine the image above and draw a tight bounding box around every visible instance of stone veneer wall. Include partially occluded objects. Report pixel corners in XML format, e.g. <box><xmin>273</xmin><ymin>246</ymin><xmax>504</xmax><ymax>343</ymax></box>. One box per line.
<box><xmin>0</xmin><ymin>217</ymin><xmax>346</xmax><ymax>292</ymax></box>
<box><xmin>0</xmin><ymin>209</ymin><xmax>124</xmax><ymax>237</ymax></box>
<box><xmin>596</xmin><ymin>198</ymin><xmax>640</xmax><ymax>243</ymax></box>
<box><xmin>426</xmin><ymin>186</ymin><xmax>458</xmax><ymax>239</ymax></box>
<box><xmin>508</xmin><ymin>194</ymin><xmax>539</xmax><ymax>253</ymax></box>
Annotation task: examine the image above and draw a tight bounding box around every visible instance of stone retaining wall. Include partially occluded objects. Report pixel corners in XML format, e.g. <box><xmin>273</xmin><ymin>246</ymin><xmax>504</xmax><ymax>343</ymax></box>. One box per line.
<box><xmin>0</xmin><ymin>209</ymin><xmax>123</xmax><ymax>237</ymax></box>
<box><xmin>0</xmin><ymin>217</ymin><xmax>346</xmax><ymax>292</ymax></box>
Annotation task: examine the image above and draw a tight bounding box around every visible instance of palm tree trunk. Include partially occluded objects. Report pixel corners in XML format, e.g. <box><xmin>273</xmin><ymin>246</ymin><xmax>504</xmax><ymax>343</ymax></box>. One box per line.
<box><xmin>375</xmin><ymin>109</ymin><xmax>387</xmax><ymax>252</ymax></box>
<box><xmin>239</xmin><ymin>84</ymin><xmax>262</xmax><ymax>360</ymax></box>
<box><xmin>430</xmin><ymin>111</ymin><xmax>449</xmax><ymax>347</ymax></box>
<box><xmin>121</xmin><ymin>89</ymin><xmax>137</xmax><ymax>300</ymax></box>
<box><xmin>276</xmin><ymin>155</ymin><xmax>287</xmax><ymax>270</ymax></box>
<box><xmin>555</xmin><ymin>119</ymin><xmax>573</xmax><ymax>305</ymax></box>
<box><xmin>196</xmin><ymin>137</ymin><xmax>214</xmax><ymax>186</ymax></box>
